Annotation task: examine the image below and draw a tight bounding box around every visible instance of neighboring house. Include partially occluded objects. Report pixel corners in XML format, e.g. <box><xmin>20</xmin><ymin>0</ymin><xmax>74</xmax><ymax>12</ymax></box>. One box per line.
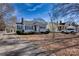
<box><xmin>5</xmin><ymin>24</ymin><xmax>16</xmax><ymax>34</ymax></box>
<box><xmin>47</xmin><ymin>21</ymin><xmax>78</xmax><ymax>32</ymax></box>
<box><xmin>5</xmin><ymin>17</ymin><xmax>16</xmax><ymax>34</ymax></box>
<box><xmin>47</xmin><ymin>21</ymin><xmax>65</xmax><ymax>32</ymax></box>
<box><xmin>0</xmin><ymin>17</ymin><xmax>16</xmax><ymax>34</ymax></box>
<box><xmin>16</xmin><ymin>18</ymin><xmax>48</xmax><ymax>33</ymax></box>
<box><xmin>47</xmin><ymin>23</ymin><xmax>58</xmax><ymax>32</ymax></box>
<box><xmin>57</xmin><ymin>21</ymin><xmax>66</xmax><ymax>31</ymax></box>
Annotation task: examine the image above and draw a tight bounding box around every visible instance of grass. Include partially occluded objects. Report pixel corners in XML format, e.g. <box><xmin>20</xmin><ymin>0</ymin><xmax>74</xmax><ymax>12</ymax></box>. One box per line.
<box><xmin>0</xmin><ymin>33</ymin><xmax>79</xmax><ymax>56</ymax></box>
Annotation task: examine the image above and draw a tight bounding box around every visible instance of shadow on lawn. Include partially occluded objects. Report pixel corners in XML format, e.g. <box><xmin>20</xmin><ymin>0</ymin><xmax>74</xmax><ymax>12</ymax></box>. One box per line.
<box><xmin>1</xmin><ymin>43</ymin><xmax>79</xmax><ymax>56</ymax></box>
<box><xmin>48</xmin><ymin>35</ymin><xmax>79</xmax><ymax>44</ymax></box>
<box><xmin>46</xmin><ymin>43</ymin><xmax>79</xmax><ymax>56</ymax></box>
<box><xmin>0</xmin><ymin>43</ymin><xmax>39</xmax><ymax>56</ymax></box>
<box><xmin>0</xmin><ymin>38</ymin><xmax>31</xmax><ymax>46</ymax></box>
<box><xmin>0</xmin><ymin>34</ymin><xmax>79</xmax><ymax>56</ymax></box>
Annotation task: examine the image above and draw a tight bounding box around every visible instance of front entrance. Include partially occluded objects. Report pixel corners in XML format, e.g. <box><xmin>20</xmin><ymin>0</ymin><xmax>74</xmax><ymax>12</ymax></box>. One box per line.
<box><xmin>34</xmin><ymin>25</ymin><xmax>39</xmax><ymax>32</ymax></box>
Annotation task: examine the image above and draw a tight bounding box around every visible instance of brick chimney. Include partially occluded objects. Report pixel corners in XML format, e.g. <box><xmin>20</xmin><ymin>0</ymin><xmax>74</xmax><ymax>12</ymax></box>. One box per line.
<box><xmin>60</xmin><ymin>21</ymin><xmax>62</xmax><ymax>25</ymax></box>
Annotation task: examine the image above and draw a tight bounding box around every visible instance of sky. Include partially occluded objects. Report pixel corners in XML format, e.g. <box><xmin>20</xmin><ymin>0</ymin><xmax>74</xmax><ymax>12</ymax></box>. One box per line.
<box><xmin>12</xmin><ymin>3</ymin><xmax>52</xmax><ymax>22</ymax></box>
<box><xmin>11</xmin><ymin>3</ymin><xmax>79</xmax><ymax>24</ymax></box>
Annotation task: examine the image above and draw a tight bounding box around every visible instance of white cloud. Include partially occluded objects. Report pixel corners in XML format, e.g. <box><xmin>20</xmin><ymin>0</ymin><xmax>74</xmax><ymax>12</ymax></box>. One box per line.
<box><xmin>12</xmin><ymin>10</ymin><xmax>18</xmax><ymax>16</ymax></box>
<box><xmin>27</xmin><ymin>4</ymin><xmax>44</xmax><ymax>11</ymax></box>
<box><xmin>25</xmin><ymin>3</ymin><xmax>32</xmax><ymax>6</ymax></box>
<box><xmin>24</xmin><ymin>18</ymin><xmax>33</xmax><ymax>21</ymax></box>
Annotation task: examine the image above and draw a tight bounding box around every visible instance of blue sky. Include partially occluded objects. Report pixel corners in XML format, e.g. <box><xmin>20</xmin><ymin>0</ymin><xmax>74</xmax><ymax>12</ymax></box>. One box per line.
<box><xmin>12</xmin><ymin>3</ymin><xmax>52</xmax><ymax>22</ymax></box>
<box><xmin>11</xmin><ymin>3</ymin><xmax>79</xmax><ymax>24</ymax></box>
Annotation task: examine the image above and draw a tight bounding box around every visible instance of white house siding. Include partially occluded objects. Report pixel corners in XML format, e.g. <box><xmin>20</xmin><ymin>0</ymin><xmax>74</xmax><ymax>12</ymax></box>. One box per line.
<box><xmin>24</xmin><ymin>25</ymin><xmax>34</xmax><ymax>33</ymax></box>
<box><xmin>39</xmin><ymin>26</ymin><xmax>47</xmax><ymax>32</ymax></box>
<box><xmin>17</xmin><ymin>24</ymin><xmax>23</xmax><ymax>31</ymax></box>
<box><xmin>16</xmin><ymin>21</ymin><xmax>47</xmax><ymax>33</ymax></box>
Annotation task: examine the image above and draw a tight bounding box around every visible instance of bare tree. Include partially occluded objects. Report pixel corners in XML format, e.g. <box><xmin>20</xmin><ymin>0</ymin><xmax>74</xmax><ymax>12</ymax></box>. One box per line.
<box><xmin>48</xmin><ymin>4</ymin><xmax>58</xmax><ymax>40</ymax></box>
<box><xmin>0</xmin><ymin>12</ymin><xmax>5</xmax><ymax>31</ymax></box>
<box><xmin>48</xmin><ymin>3</ymin><xmax>79</xmax><ymax>39</ymax></box>
<box><xmin>48</xmin><ymin>12</ymin><xmax>55</xmax><ymax>40</ymax></box>
<box><xmin>0</xmin><ymin>3</ymin><xmax>16</xmax><ymax>31</ymax></box>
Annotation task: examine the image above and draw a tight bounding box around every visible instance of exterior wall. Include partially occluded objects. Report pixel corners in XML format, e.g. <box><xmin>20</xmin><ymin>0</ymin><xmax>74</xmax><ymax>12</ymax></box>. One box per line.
<box><xmin>58</xmin><ymin>25</ymin><xmax>66</xmax><ymax>31</ymax></box>
<box><xmin>17</xmin><ymin>23</ymin><xmax>47</xmax><ymax>33</ymax></box>
<box><xmin>39</xmin><ymin>26</ymin><xmax>47</xmax><ymax>32</ymax></box>
<box><xmin>5</xmin><ymin>16</ymin><xmax>16</xmax><ymax>34</ymax></box>
<box><xmin>47</xmin><ymin>23</ymin><xmax>58</xmax><ymax>32</ymax></box>
<box><xmin>5</xmin><ymin>27</ymin><xmax>16</xmax><ymax>34</ymax></box>
<box><xmin>17</xmin><ymin>24</ymin><xmax>23</xmax><ymax>31</ymax></box>
<box><xmin>24</xmin><ymin>24</ymin><xmax>34</xmax><ymax>32</ymax></box>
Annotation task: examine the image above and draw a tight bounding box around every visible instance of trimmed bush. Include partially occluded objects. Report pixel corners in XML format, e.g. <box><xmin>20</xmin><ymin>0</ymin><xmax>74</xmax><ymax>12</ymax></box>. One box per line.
<box><xmin>16</xmin><ymin>30</ymin><xmax>35</xmax><ymax>35</ymax></box>
<box><xmin>16</xmin><ymin>29</ymin><xmax>50</xmax><ymax>35</ymax></box>
<box><xmin>16</xmin><ymin>30</ymin><xmax>24</xmax><ymax>35</ymax></box>
<box><xmin>16</xmin><ymin>30</ymin><xmax>22</xmax><ymax>35</ymax></box>
<box><xmin>23</xmin><ymin>31</ymin><xmax>35</xmax><ymax>35</ymax></box>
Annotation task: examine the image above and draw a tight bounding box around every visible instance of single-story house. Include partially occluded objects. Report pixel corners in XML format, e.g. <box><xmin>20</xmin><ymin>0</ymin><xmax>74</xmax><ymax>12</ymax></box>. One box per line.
<box><xmin>16</xmin><ymin>18</ymin><xmax>48</xmax><ymax>33</ymax></box>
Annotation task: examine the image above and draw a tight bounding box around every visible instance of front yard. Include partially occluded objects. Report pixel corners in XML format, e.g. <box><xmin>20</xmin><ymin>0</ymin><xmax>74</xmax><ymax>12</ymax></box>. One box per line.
<box><xmin>0</xmin><ymin>33</ymin><xmax>79</xmax><ymax>56</ymax></box>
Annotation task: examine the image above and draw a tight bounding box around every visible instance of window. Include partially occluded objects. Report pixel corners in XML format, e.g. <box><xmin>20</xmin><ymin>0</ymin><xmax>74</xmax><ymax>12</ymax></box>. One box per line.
<box><xmin>58</xmin><ymin>26</ymin><xmax>61</xmax><ymax>31</ymax></box>
<box><xmin>25</xmin><ymin>25</ymin><xmax>33</xmax><ymax>30</ymax></box>
<box><xmin>67</xmin><ymin>28</ymin><xmax>74</xmax><ymax>30</ymax></box>
<box><xmin>25</xmin><ymin>26</ymin><xmax>27</xmax><ymax>30</ymax></box>
<box><xmin>17</xmin><ymin>24</ymin><xmax>22</xmax><ymax>29</ymax></box>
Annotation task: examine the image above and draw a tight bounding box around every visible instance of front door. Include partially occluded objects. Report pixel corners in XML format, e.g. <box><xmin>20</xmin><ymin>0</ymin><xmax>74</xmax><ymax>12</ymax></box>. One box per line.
<box><xmin>34</xmin><ymin>25</ymin><xmax>37</xmax><ymax>31</ymax></box>
<box><xmin>34</xmin><ymin>25</ymin><xmax>39</xmax><ymax>32</ymax></box>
